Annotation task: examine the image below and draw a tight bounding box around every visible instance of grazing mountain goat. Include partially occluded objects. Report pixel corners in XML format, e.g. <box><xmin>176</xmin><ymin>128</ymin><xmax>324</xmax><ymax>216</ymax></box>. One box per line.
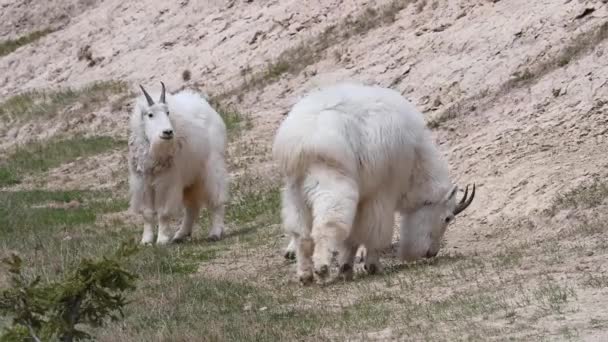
<box><xmin>273</xmin><ymin>83</ymin><xmax>475</xmax><ymax>284</ymax></box>
<box><xmin>128</xmin><ymin>82</ymin><xmax>228</xmax><ymax>245</ymax></box>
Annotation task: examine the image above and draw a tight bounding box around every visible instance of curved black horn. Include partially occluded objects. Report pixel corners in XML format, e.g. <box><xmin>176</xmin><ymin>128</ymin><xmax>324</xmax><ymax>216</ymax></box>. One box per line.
<box><xmin>160</xmin><ymin>81</ymin><xmax>166</xmax><ymax>104</ymax></box>
<box><xmin>139</xmin><ymin>85</ymin><xmax>154</xmax><ymax>106</ymax></box>
<box><xmin>453</xmin><ymin>183</ymin><xmax>475</xmax><ymax>215</ymax></box>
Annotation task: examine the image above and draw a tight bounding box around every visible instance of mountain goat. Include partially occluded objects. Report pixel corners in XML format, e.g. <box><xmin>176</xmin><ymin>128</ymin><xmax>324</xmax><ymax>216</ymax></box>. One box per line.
<box><xmin>273</xmin><ymin>83</ymin><xmax>475</xmax><ymax>284</ymax></box>
<box><xmin>128</xmin><ymin>82</ymin><xmax>228</xmax><ymax>245</ymax></box>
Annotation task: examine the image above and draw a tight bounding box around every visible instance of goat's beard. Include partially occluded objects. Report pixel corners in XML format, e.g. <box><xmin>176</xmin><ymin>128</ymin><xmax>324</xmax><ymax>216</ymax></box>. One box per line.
<box><xmin>148</xmin><ymin>137</ymin><xmax>176</xmax><ymax>160</ymax></box>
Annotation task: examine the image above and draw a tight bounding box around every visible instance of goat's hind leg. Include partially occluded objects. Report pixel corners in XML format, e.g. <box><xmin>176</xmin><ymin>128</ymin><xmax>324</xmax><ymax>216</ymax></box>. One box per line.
<box><xmin>281</xmin><ymin>179</ymin><xmax>313</xmax><ymax>283</ymax></box>
<box><xmin>173</xmin><ymin>206</ymin><xmax>199</xmax><ymax>243</ymax></box>
<box><xmin>173</xmin><ymin>182</ymin><xmax>203</xmax><ymax>243</ymax></box>
<box><xmin>358</xmin><ymin>197</ymin><xmax>395</xmax><ymax>275</ymax></box>
<box><xmin>204</xmin><ymin>159</ymin><xmax>228</xmax><ymax>242</ymax></box>
<box><xmin>207</xmin><ymin>204</ymin><xmax>225</xmax><ymax>241</ymax></box>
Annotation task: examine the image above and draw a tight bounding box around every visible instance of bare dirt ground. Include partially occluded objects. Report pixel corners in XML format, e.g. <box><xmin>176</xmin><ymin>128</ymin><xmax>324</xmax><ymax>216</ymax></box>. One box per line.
<box><xmin>2</xmin><ymin>0</ymin><xmax>608</xmax><ymax>340</ymax></box>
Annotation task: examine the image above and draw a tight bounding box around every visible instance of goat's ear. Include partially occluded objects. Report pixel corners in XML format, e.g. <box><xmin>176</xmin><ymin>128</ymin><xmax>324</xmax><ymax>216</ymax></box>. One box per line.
<box><xmin>442</xmin><ymin>185</ymin><xmax>458</xmax><ymax>202</ymax></box>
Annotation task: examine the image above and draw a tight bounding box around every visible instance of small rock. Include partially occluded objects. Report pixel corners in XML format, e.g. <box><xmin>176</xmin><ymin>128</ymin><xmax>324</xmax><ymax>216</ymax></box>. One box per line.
<box><xmin>575</xmin><ymin>7</ymin><xmax>595</xmax><ymax>20</ymax></box>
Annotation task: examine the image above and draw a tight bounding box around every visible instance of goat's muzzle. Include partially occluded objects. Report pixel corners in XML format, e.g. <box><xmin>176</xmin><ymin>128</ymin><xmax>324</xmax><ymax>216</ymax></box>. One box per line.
<box><xmin>160</xmin><ymin>129</ymin><xmax>174</xmax><ymax>140</ymax></box>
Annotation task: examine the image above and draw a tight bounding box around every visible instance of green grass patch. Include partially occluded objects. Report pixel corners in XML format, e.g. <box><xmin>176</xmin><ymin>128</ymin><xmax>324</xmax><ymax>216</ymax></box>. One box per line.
<box><xmin>208</xmin><ymin>97</ymin><xmax>253</xmax><ymax>139</ymax></box>
<box><xmin>0</xmin><ymin>80</ymin><xmax>128</xmax><ymax>122</ymax></box>
<box><xmin>0</xmin><ymin>189</ymin><xmax>130</xmax><ymax>281</ymax></box>
<box><xmin>227</xmin><ymin>185</ymin><xmax>280</xmax><ymax>226</ymax></box>
<box><xmin>0</xmin><ymin>28</ymin><xmax>54</xmax><ymax>57</ymax></box>
<box><xmin>0</xmin><ymin>135</ymin><xmax>124</xmax><ymax>186</ymax></box>
<box><xmin>0</xmin><ymin>189</ymin><xmax>128</xmax><ymax>237</ymax></box>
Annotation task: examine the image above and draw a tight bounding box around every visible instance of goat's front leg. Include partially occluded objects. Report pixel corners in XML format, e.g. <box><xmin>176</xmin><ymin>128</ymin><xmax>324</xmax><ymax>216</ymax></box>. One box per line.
<box><xmin>207</xmin><ymin>204</ymin><xmax>225</xmax><ymax>241</ymax></box>
<box><xmin>155</xmin><ymin>183</ymin><xmax>181</xmax><ymax>245</ymax></box>
<box><xmin>140</xmin><ymin>185</ymin><xmax>156</xmax><ymax>245</ymax></box>
<box><xmin>141</xmin><ymin>209</ymin><xmax>156</xmax><ymax>245</ymax></box>
<box><xmin>284</xmin><ymin>237</ymin><xmax>296</xmax><ymax>260</ymax></box>
<box><xmin>157</xmin><ymin>213</ymin><xmax>173</xmax><ymax>245</ymax></box>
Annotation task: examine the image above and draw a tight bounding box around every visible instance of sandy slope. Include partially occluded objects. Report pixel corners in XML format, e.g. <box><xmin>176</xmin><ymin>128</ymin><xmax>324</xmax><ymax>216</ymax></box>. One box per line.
<box><xmin>2</xmin><ymin>0</ymin><xmax>608</xmax><ymax>339</ymax></box>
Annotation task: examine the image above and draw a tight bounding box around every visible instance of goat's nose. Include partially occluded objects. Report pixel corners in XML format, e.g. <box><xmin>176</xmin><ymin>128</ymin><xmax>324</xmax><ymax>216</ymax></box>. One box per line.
<box><xmin>425</xmin><ymin>250</ymin><xmax>438</xmax><ymax>258</ymax></box>
<box><xmin>162</xmin><ymin>129</ymin><xmax>173</xmax><ymax>136</ymax></box>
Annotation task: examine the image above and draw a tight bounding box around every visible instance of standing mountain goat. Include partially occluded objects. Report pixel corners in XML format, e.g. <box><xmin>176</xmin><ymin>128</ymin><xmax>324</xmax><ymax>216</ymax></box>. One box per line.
<box><xmin>128</xmin><ymin>82</ymin><xmax>228</xmax><ymax>245</ymax></box>
<box><xmin>273</xmin><ymin>83</ymin><xmax>475</xmax><ymax>284</ymax></box>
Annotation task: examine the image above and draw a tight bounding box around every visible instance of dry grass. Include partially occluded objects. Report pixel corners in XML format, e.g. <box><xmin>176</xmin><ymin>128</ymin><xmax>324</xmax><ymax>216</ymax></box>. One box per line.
<box><xmin>1</xmin><ymin>100</ymin><xmax>606</xmax><ymax>339</ymax></box>
<box><xmin>545</xmin><ymin>176</ymin><xmax>608</xmax><ymax>216</ymax></box>
<box><xmin>0</xmin><ymin>80</ymin><xmax>129</xmax><ymax>122</ymax></box>
<box><xmin>0</xmin><ymin>28</ymin><xmax>54</xmax><ymax>57</ymax></box>
<box><xmin>2</xmin><ymin>141</ymin><xmax>606</xmax><ymax>340</ymax></box>
<box><xmin>429</xmin><ymin>21</ymin><xmax>608</xmax><ymax>128</ymax></box>
<box><xmin>218</xmin><ymin>0</ymin><xmax>415</xmax><ymax>100</ymax></box>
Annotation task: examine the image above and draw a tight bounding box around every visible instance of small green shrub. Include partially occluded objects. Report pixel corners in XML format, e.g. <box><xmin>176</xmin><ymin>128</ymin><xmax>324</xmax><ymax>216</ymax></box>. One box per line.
<box><xmin>0</xmin><ymin>242</ymin><xmax>138</xmax><ymax>341</ymax></box>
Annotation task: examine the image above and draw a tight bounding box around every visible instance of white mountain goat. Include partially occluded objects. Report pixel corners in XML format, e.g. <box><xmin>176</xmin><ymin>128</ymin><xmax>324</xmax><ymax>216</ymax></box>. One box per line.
<box><xmin>128</xmin><ymin>82</ymin><xmax>228</xmax><ymax>245</ymax></box>
<box><xmin>273</xmin><ymin>83</ymin><xmax>475</xmax><ymax>284</ymax></box>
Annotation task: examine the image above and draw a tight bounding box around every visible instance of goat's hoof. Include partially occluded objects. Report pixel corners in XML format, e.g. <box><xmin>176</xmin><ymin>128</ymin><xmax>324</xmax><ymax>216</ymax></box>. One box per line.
<box><xmin>156</xmin><ymin>235</ymin><xmax>172</xmax><ymax>245</ymax></box>
<box><xmin>207</xmin><ymin>233</ymin><xmax>223</xmax><ymax>242</ymax></box>
<box><xmin>364</xmin><ymin>263</ymin><xmax>380</xmax><ymax>275</ymax></box>
<box><xmin>172</xmin><ymin>231</ymin><xmax>191</xmax><ymax>244</ymax></box>
<box><xmin>299</xmin><ymin>273</ymin><xmax>314</xmax><ymax>286</ymax></box>
<box><xmin>140</xmin><ymin>236</ymin><xmax>155</xmax><ymax>245</ymax></box>
<box><xmin>314</xmin><ymin>265</ymin><xmax>330</xmax><ymax>279</ymax></box>
<box><xmin>338</xmin><ymin>264</ymin><xmax>354</xmax><ymax>281</ymax></box>
<box><xmin>284</xmin><ymin>250</ymin><xmax>296</xmax><ymax>260</ymax></box>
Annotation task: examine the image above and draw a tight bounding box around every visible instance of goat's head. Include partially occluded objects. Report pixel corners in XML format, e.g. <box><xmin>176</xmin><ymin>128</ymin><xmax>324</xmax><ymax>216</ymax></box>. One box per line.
<box><xmin>399</xmin><ymin>183</ymin><xmax>475</xmax><ymax>261</ymax></box>
<box><xmin>139</xmin><ymin>82</ymin><xmax>173</xmax><ymax>146</ymax></box>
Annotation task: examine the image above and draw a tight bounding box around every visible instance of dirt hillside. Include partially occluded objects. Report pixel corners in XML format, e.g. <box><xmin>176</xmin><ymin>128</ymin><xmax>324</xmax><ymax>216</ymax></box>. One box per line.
<box><xmin>1</xmin><ymin>0</ymin><xmax>608</xmax><ymax>340</ymax></box>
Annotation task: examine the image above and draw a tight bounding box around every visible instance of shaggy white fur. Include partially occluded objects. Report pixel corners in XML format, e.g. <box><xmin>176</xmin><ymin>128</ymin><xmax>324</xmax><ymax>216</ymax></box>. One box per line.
<box><xmin>273</xmin><ymin>83</ymin><xmax>474</xmax><ymax>284</ymax></box>
<box><xmin>128</xmin><ymin>83</ymin><xmax>228</xmax><ymax>245</ymax></box>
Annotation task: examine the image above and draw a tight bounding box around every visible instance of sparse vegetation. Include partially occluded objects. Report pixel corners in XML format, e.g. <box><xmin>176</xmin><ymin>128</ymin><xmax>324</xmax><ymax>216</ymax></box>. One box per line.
<box><xmin>207</xmin><ymin>97</ymin><xmax>252</xmax><ymax>139</ymax></box>
<box><xmin>546</xmin><ymin>176</ymin><xmax>608</xmax><ymax>216</ymax></box>
<box><xmin>0</xmin><ymin>29</ymin><xmax>54</xmax><ymax>57</ymax></box>
<box><xmin>0</xmin><ymin>136</ymin><xmax>125</xmax><ymax>186</ymax></box>
<box><xmin>2</xmin><ymin>2</ymin><xmax>607</xmax><ymax>339</ymax></box>
<box><xmin>0</xmin><ymin>80</ymin><xmax>129</xmax><ymax>122</ymax></box>
<box><xmin>432</xmin><ymin>21</ymin><xmax>608</xmax><ymax>128</ymax></box>
<box><xmin>218</xmin><ymin>0</ymin><xmax>415</xmax><ymax>100</ymax></box>
<box><xmin>0</xmin><ymin>167</ymin><xmax>598</xmax><ymax>341</ymax></box>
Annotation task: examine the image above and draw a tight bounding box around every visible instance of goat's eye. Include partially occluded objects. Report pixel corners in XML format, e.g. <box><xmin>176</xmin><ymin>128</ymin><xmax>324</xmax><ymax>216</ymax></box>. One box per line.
<box><xmin>147</xmin><ymin>113</ymin><xmax>153</xmax><ymax>118</ymax></box>
<box><xmin>166</xmin><ymin>111</ymin><xmax>170</xmax><ymax>116</ymax></box>
<box><xmin>444</xmin><ymin>216</ymin><xmax>453</xmax><ymax>224</ymax></box>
